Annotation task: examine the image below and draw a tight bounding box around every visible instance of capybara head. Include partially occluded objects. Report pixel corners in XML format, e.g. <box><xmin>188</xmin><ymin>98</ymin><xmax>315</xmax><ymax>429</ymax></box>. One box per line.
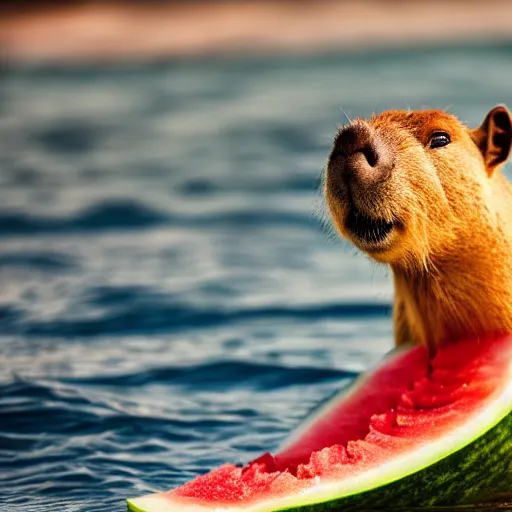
<box><xmin>325</xmin><ymin>107</ymin><xmax>512</xmax><ymax>269</ymax></box>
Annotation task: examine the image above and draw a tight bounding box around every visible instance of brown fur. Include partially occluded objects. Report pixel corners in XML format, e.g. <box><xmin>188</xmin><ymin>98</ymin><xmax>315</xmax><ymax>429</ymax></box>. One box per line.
<box><xmin>325</xmin><ymin>107</ymin><xmax>512</xmax><ymax>352</ymax></box>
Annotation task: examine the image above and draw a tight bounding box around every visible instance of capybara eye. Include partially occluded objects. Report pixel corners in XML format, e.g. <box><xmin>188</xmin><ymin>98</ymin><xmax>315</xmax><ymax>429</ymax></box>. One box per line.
<box><xmin>430</xmin><ymin>132</ymin><xmax>451</xmax><ymax>149</ymax></box>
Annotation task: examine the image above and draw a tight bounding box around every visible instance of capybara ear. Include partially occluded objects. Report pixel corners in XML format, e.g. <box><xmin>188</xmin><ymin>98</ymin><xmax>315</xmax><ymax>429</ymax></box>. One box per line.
<box><xmin>471</xmin><ymin>105</ymin><xmax>512</xmax><ymax>174</ymax></box>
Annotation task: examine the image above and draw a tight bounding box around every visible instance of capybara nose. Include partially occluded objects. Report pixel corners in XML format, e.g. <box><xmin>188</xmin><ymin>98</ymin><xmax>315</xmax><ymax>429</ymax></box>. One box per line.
<box><xmin>329</xmin><ymin>123</ymin><xmax>393</xmax><ymax>189</ymax></box>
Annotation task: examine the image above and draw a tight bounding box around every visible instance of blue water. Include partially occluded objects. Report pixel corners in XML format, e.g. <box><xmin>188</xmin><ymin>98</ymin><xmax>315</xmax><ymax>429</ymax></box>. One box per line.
<box><xmin>1</xmin><ymin>43</ymin><xmax>512</xmax><ymax>512</ymax></box>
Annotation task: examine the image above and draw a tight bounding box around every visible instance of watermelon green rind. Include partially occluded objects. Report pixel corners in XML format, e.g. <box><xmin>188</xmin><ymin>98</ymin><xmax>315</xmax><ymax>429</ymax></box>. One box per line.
<box><xmin>127</xmin><ymin>344</ymin><xmax>512</xmax><ymax>512</ymax></box>
<box><xmin>126</xmin><ymin>500</ymin><xmax>145</xmax><ymax>512</ymax></box>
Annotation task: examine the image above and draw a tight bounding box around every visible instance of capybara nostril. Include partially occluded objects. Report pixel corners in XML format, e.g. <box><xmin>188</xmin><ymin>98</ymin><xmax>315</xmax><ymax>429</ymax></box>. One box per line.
<box><xmin>331</xmin><ymin>123</ymin><xmax>373</xmax><ymax>159</ymax></box>
<box><xmin>360</xmin><ymin>145</ymin><xmax>378</xmax><ymax>167</ymax></box>
<box><xmin>345</xmin><ymin>150</ymin><xmax>376</xmax><ymax>184</ymax></box>
<box><xmin>329</xmin><ymin>123</ymin><xmax>393</xmax><ymax>190</ymax></box>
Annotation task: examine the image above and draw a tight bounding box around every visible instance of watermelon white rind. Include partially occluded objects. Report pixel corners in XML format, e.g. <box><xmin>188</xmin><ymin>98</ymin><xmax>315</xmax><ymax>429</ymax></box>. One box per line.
<box><xmin>127</xmin><ymin>338</ymin><xmax>512</xmax><ymax>511</ymax></box>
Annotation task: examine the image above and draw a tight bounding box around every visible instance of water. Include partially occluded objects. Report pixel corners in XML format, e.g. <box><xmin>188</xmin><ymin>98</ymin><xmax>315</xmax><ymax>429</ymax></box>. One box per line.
<box><xmin>1</xmin><ymin>43</ymin><xmax>511</xmax><ymax>512</ymax></box>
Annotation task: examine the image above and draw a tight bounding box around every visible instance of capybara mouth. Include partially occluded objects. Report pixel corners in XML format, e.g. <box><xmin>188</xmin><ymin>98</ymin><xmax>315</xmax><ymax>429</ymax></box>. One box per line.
<box><xmin>345</xmin><ymin>207</ymin><xmax>395</xmax><ymax>246</ymax></box>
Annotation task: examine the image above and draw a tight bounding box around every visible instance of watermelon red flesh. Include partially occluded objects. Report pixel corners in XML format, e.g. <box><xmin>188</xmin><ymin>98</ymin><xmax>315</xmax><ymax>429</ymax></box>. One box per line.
<box><xmin>129</xmin><ymin>335</ymin><xmax>512</xmax><ymax>511</ymax></box>
<box><xmin>273</xmin><ymin>346</ymin><xmax>429</xmax><ymax>470</ymax></box>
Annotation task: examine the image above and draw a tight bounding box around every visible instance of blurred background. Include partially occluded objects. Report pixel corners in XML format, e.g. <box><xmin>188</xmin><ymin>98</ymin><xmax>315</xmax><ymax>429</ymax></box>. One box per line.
<box><xmin>1</xmin><ymin>1</ymin><xmax>511</xmax><ymax>511</ymax></box>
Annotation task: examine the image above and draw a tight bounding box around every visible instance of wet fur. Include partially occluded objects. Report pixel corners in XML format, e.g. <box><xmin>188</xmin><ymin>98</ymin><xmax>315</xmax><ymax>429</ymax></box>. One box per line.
<box><xmin>325</xmin><ymin>108</ymin><xmax>512</xmax><ymax>351</ymax></box>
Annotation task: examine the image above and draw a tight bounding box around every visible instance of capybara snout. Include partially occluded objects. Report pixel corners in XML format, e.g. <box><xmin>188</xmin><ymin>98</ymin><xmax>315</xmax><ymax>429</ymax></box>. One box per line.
<box><xmin>329</xmin><ymin>122</ymin><xmax>394</xmax><ymax>192</ymax></box>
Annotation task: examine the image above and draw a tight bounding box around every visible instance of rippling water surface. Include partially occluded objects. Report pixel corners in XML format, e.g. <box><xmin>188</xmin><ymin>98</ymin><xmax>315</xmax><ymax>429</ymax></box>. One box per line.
<box><xmin>1</xmin><ymin>44</ymin><xmax>512</xmax><ymax>511</ymax></box>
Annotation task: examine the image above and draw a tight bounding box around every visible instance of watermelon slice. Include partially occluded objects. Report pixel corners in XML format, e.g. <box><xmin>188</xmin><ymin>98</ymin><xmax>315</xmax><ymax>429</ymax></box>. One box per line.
<box><xmin>127</xmin><ymin>335</ymin><xmax>512</xmax><ymax>511</ymax></box>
